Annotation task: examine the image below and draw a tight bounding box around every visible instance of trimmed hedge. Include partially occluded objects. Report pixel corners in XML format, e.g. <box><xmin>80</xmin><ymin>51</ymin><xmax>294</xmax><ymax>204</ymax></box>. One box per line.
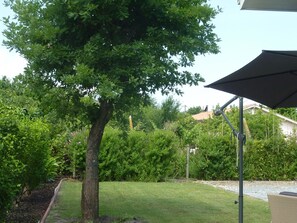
<box><xmin>244</xmin><ymin>137</ymin><xmax>297</xmax><ymax>180</ymax></box>
<box><xmin>0</xmin><ymin>103</ymin><xmax>55</xmax><ymax>220</ymax></box>
<box><xmin>99</xmin><ymin>128</ymin><xmax>182</xmax><ymax>182</ymax></box>
<box><xmin>190</xmin><ymin>134</ymin><xmax>238</xmax><ymax>180</ymax></box>
<box><xmin>143</xmin><ymin>129</ymin><xmax>181</xmax><ymax>181</ymax></box>
<box><xmin>99</xmin><ymin>127</ymin><xmax>127</xmax><ymax>181</ymax></box>
<box><xmin>186</xmin><ymin>111</ymin><xmax>297</xmax><ymax>181</ymax></box>
<box><xmin>64</xmin><ymin>127</ymin><xmax>183</xmax><ymax>182</ymax></box>
<box><xmin>65</xmin><ymin>124</ymin><xmax>297</xmax><ymax>183</ymax></box>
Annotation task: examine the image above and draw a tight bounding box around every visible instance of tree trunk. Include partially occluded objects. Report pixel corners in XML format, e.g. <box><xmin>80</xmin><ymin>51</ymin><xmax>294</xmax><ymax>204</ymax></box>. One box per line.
<box><xmin>81</xmin><ymin>100</ymin><xmax>113</xmax><ymax>223</ymax></box>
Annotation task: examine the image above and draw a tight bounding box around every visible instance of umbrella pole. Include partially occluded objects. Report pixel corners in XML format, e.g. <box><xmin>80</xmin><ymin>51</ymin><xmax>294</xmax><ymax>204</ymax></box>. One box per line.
<box><xmin>239</xmin><ymin>97</ymin><xmax>244</xmax><ymax>223</ymax></box>
<box><xmin>215</xmin><ymin>96</ymin><xmax>245</xmax><ymax>223</ymax></box>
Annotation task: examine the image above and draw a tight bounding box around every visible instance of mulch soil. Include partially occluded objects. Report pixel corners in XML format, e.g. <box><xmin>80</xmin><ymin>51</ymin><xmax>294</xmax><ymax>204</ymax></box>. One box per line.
<box><xmin>5</xmin><ymin>178</ymin><xmax>61</xmax><ymax>223</ymax></box>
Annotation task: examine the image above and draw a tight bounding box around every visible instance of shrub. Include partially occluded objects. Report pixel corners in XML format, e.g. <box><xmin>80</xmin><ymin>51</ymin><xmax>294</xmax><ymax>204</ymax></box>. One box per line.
<box><xmin>98</xmin><ymin>127</ymin><xmax>183</xmax><ymax>182</ymax></box>
<box><xmin>125</xmin><ymin>130</ymin><xmax>148</xmax><ymax>181</ymax></box>
<box><xmin>191</xmin><ymin>134</ymin><xmax>237</xmax><ymax>180</ymax></box>
<box><xmin>50</xmin><ymin>126</ymin><xmax>88</xmax><ymax>178</ymax></box>
<box><xmin>0</xmin><ymin>133</ymin><xmax>24</xmax><ymax>220</ymax></box>
<box><xmin>144</xmin><ymin>129</ymin><xmax>180</xmax><ymax>181</ymax></box>
<box><xmin>0</xmin><ymin>103</ymin><xmax>55</xmax><ymax>220</ymax></box>
<box><xmin>50</xmin><ymin>130</ymin><xmax>72</xmax><ymax>176</ymax></box>
<box><xmin>67</xmin><ymin>128</ymin><xmax>89</xmax><ymax>178</ymax></box>
<box><xmin>99</xmin><ymin>127</ymin><xmax>127</xmax><ymax>181</ymax></box>
<box><xmin>17</xmin><ymin>118</ymin><xmax>52</xmax><ymax>189</ymax></box>
<box><xmin>244</xmin><ymin>137</ymin><xmax>296</xmax><ymax>180</ymax></box>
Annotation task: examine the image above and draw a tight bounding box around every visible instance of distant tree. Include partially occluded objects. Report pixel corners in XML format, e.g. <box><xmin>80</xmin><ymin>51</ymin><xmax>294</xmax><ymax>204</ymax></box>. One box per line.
<box><xmin>161</xmin><ymin>96</ymin><xmax>181</xmax><ymax>124</ymax></box>
<box><xmin>0</xmin><ymin>76</ymin><xmax>11</xmax><ymax>89</ymax></box>
<box><xmin>187</xmin><ymin>106</ymin><xmax>203</xmax><ymax>115</ymax></box>
<box><xmin>0</xmin><ymin>76</ymin><xmax>40</xmax><ymax>113</ymax></box>
<box><xmin>3</xmin><ymin>0</ymin><xmax>220</xmax><ymax>221</ymax></box>
<box><xmin>140</xmin><ymin>103</ymin><xmax>163</xmax><ymax>130</ymax></box>
<box><xmin>110</xmin><ymin>97</ymin><xmax>160</xmax><ymax>131</ymax></box>
<box><xmin>129</xmin><ymin>97</ymin><xmax>182</xmax><ymax>131</ymax></box>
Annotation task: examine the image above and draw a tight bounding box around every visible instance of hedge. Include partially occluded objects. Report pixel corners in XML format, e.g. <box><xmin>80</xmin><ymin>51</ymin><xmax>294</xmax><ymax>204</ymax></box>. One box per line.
<box><xmin>244</xmin><ymin>137</ymin><xmax>297</xmax><ymax>180</ymax></box>
<box><xmin>99</xmin><ymin>128</ymin><xmax>182</xmax><ymax>182</ymax></box>
<box><xmin>0</xmin><ymin>104</ymin><xmax>56</xmax><ymax>220</ymax></box>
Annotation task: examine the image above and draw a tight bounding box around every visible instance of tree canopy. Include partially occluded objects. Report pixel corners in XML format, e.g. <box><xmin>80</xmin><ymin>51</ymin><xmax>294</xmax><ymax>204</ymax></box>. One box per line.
<box><xmin>4</xmin><ymin>0</ymin><xmax>219</xmax><ymax>120</ymax></box>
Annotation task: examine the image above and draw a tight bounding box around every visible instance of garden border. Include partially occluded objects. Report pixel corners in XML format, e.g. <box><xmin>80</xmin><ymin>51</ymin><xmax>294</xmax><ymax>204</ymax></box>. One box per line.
<box><xmin>40</xmin><ymin>178</ymin><xmax>65</xmax><ymax>223</ymax></box>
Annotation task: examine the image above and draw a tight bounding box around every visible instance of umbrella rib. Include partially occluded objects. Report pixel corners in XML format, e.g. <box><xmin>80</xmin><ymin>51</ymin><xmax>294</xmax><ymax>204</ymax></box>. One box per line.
<box><xmin>209</xmin><ymin>70</ymin><xmax>297</xmax><ymax>86</ymax></box>
<box><xmin>272</xmin><ymin>89</ymin><xmax>297</xmax><ymax>108</ymax></box>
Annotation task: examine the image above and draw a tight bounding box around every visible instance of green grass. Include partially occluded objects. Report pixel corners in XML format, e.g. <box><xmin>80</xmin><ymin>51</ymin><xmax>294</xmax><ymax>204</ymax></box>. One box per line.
<box><xmin>47</xmin><ymin>180</ymin><xmax>271</xmax><ymax>223</ymax></box>
<box><xmin>46</xmin><ymin>179</ymin><xmax>82</xmax><ymax>222</ymax></box>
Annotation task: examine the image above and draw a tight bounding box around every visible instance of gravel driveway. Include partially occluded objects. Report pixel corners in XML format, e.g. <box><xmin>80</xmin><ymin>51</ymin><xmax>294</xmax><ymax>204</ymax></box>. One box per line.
<box><xmin>200</xmin><ymin>181</ymin><xmax>297</xmax><ymax>201</ymax></box>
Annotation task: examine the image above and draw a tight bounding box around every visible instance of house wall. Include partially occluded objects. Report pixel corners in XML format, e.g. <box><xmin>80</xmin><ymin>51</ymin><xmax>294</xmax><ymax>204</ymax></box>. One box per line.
<box><xmin>244</xmin><ymin>104</ymin><xmax>297</xmax><ymax>138</ymax></box>
<box><xmin>280</xmin><ymin>120</ymin><xmax>297</xmax><ymax>137</ymax></box>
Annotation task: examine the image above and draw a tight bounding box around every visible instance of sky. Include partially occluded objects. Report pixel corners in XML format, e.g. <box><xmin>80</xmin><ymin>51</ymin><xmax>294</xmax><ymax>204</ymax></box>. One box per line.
<box><xmin>1</xmin><ymin>0</ymin><xmax>297</xmax><ymax>110</ymax></box>
<box><xmin>0</xmin><ymin>3</ymin><xmax>27</xmax><ymax>81</ymax></box>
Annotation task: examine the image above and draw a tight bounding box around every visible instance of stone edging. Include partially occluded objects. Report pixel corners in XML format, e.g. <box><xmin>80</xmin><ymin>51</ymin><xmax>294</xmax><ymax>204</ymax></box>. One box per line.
<box><xmin>40</xmin><ymin>178</ymin><xmax>65</xmax><ymax>223</ymax></box>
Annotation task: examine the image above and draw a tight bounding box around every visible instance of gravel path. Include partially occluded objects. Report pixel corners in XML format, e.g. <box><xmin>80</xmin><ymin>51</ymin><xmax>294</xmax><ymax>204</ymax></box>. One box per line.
<box><xmin>201</xmin><ymin>181</ymin><xmax>297</xmax><ymax>201</ymax></box>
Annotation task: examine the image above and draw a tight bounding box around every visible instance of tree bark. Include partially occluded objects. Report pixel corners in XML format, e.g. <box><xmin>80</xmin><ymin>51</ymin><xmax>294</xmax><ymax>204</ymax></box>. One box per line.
<box><xmin>81</xmin><ymin>100</ymin><xmax>113</xmax><ymax>223</ymax></box>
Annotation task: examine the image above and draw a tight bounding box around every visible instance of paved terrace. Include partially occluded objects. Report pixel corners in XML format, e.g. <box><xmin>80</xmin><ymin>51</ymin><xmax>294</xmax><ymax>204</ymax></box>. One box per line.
<box><xmin>201</xmin><ymin>181</ymin><xmax>297</xmax><ymax>201</ymax></box>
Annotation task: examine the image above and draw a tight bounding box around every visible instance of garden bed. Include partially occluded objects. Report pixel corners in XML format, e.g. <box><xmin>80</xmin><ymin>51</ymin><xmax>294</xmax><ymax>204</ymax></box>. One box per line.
<box><xmin>5</xmin><ymin>178</ymin><xmax>61</xmax><ymax>223</ymax></box>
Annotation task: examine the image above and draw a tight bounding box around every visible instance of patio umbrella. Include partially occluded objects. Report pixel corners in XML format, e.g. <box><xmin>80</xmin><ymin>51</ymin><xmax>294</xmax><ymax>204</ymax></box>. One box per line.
<box><xmin>206</xmin><ymin>50</ymin><xmax>297</xmax><ymax>108</ymax></box>
<box><xmin>205</xmin><ymin>50</ymin><xmax>297</xmax><ymax>223</ymax></box>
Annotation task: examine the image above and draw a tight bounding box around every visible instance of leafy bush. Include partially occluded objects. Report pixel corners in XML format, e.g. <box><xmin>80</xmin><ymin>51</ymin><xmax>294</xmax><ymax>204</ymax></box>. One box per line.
<box><xmin>98</xmin><ymin>127</ymin><xmax>183</xmax><ymax>181</ymax></box>
<box><xmin>244</xmin><ymin>110</ymin><xmax>282</xmax><ymax>140</ymax></box>
<box><xmin>0</xmin><ymin>105</ymin><xmax>24</xmax><ymax>220</ymax></box>
<box><xmin>285</xmin><ymin>135</ymin><xmax>297</xmax><ymax>179</ymax></box>
<box><xmin>99</xmin><ymin>127</ymin><xmax>127</xmax><ymax>181</ymax></box>
<box><xmin>125</xmin><ymin>130</ymin><xmax>148</xmax><ymax>181</ymax></box>
<box><xmin>0</xmin><ymin>133</ymin><xmax>24</xmax><ymax>220</ymax></box>
<box><xmin>52</xmin><ymin>126</ymin><xmax>183</xmax><ymax>182</ymax></box>
<box><xmin>191</xmin><ymin>134</ymin><xmax>237</xmax><ymax>180</ymax></box>
<box><xmin>17</xmin><ymin>118</ymin><xmax>52</xmax><ymax>189</ymax></box>
<box><xmin>144</xmin><ymin>129</ymin><xmax>180</xmax><ymax>181</ymax></box>
<box><xmin>50</xmin><ymin>126</ymin><xmax>88</xmax><ymax>178</ymax></box>
<box><xmin>244</xmin><ymin>137</ymin><xmax>297</xmax><ymax>180</ymax></box>
<box><xmin>50</xmin><ymin>130</ymin><xmax>72</xmax><ymax>176</ymax></box>
<box><xmin>67</xmin><ymin>128</ymin><xmax>89</xmax><ymax>178</ymax></box>
<box><xmin>0</xmin><ymin>103</ymin><xmax>55</xmax><ymax>220</ymax></box>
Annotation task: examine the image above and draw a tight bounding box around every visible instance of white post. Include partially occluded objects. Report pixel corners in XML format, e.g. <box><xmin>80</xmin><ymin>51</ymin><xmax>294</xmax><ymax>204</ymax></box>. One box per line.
<box><xmin>186</xmin><ymin>146</ymin><xmax>190</xmax><ymax>179</ymax></box>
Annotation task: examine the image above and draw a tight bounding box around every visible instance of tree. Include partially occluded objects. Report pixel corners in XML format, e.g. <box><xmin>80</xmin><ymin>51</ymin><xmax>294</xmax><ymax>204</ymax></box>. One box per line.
<box><xmin>3</xmin><ymin>0</ymin><xmax>220</xmax><ymax>221</ymax></box>
<box><xmin>126</xmin><ymin>97</ymin><xmax>181</xmax><ymax>131</ymax></box>
<box><xmin>160</xmin><ymin>96</ymin><xmax>181</xmax><ymax>125</ymax></box>
<box><xmin>187</xmin><ymin>106</ymin><xmax>203</xmax><ymax>115</ymax></box>
<box><xmin>133</xmin><ymin>102</ymin><xmax>163</xmax><ymax>131</ymax></box>
<box><xmin>110</xmin><ymin>97</ymin><xmax>162</xmax><ymax>131</ymax></box>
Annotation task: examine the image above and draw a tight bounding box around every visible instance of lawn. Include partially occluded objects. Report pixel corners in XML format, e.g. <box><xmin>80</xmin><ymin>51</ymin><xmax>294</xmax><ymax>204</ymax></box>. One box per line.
<box><xmin>46</xmin><ymin>180</ymin><xmax>271</xmax><ymax>223</ymax></box>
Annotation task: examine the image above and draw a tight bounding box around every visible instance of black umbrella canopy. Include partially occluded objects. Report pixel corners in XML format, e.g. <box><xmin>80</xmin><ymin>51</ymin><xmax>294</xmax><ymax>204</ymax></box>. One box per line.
<box><xmin>206</xmin><ymin>50</ymin><xmax>297</xmax><ymax>108</ymax></box>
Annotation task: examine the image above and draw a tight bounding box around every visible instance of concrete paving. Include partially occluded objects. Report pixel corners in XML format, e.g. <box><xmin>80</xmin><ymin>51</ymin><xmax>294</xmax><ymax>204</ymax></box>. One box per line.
<box><xmin>201</xmin><ymin>181</ymin><xmax>297</xmax><ymax>201</ymax></box>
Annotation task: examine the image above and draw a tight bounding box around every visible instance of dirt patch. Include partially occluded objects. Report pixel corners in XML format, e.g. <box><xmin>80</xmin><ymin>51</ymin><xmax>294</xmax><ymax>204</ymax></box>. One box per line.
<box><xmin>5</xmin><ymin>178</ymin><xmax>61</xmax><ymax>223</ymax></box>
